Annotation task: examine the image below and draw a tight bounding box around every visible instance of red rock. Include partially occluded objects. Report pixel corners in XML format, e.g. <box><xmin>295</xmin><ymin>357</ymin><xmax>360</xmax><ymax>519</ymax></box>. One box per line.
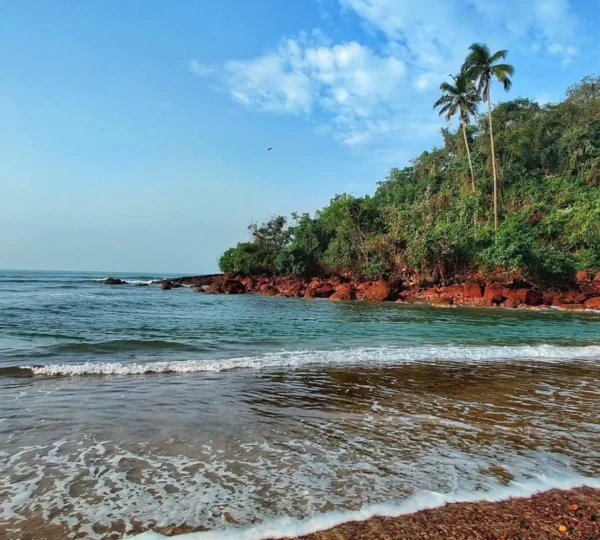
<box><xmin>193</xmin><ymin>286</ymin><xmax>205</xmax><ymax>293</ymax></box>
<box><xmin>304</xmin><ymin>287</ymin><xmax>317</xmax><ymax>299</ymax></box>
<box><xmin>222</xmin><ymin>279</ymin><xmax>245</xmax><ymax>294</ymax></box>
<box><xmin>259</xmin><ymin>284</ymin><xmax>279</xmax><ymax>296</ymax></box>
<box><xmin>354</xmin><ymin>282</ymin><xmax>372</xmax><ymax>300</ymax></box>
<box><xmin>502</xmin><ymin>297</ymin><xmax>521</xmax><ymax>309</ymax></box>
<box><xmin>206</xmin><ymin>281</ymin><xmax>222</xmax><ymax>294</ymax></box>
<box><xmin>444</xmin><ymin>283</ymin><xmax>482</xmax><ymax>300</ymax></box>
<box><xmin>363</xmin><ymin>279</ymin><xmax>391</xmax><ymax>302</ymax></box>
<box><xmin>591</xmin><ymin>273</ymin><xmax>600</xmax><ymax>293</ymax></box>
<box><xmin>315</xmin><ymin>284</ymin><xmax>335</xmax><ymax>298</ymax></box>
<box><xmin>542</xmin><ymin>291</ymin><xmax>559</xmax><ymax>305</ymax></box>
<box><xmin>502</xmin><ymin>288</ymin><xmax>528</xmax><ymax>307</ymax></box>
<box><xmin>584</xmin><ymin>297</ymin><xmax>600</xmax><ymax>310</ymax></box>
<box><xmin>483</xmin><ymin>283</ymin><xmax>506</xmax><ymax>304</ymax></box>
<box><xmin>276</xmin><ymin>276</ymin><xmax>306</xmax><ymax>297</ymax></box>
<box><xmin>459</xmin><ymin>297</ymin><xmax>494</xmax><ymax>307</ymax></box>
<box><xmin>524</xmin><ymin>289</ymin><xmax>543</xmax><ymax>306</ymax></box>
<box><xmin>330</xmin><ymin>283</ymin><xmax>355</xmax><ymax>302</ymax></box>
<box><xmin>576</xmin><ymin>270</ymin><xmax>593</xmax><ymax>283</ymax></box>
<box><xmin>558</xmin><ymin>291</ymin><xmax>589</xmax><ymax>305</ymax></box>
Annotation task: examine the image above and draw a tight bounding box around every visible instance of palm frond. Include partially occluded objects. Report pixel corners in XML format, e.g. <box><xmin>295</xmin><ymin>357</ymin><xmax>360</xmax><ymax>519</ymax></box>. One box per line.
<box><xmin>490</xmin><ymin>49</ymin><xmax>508</xmax><ymax>62</ymax></box>
<box><xmin>439</xmin><ymin>83</ymin><xmax>458</xmax><ymax>95</ymax></box>
<box><xmin>433</xmin><ymin>94</ymin><xmax>454</xmax><ymax>109</ymax></box>
<box><xmin>493</xmin><ymin>63</ymin><xmax>515</xmax><ymax>76</ymax></box>
<box><xmin>493</xmin><ymin>67</ymin><xmax>513</xmax><ymax>92</ymax></box>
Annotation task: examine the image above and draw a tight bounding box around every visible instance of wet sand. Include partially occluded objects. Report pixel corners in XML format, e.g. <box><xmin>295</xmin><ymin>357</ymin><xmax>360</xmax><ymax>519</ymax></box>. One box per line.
<box><xmin>2</xmin><ymin>487</ymin><xmax>598</xmax><ymax>539</ymax></box>
<box><xmin>297</xmin><ymin>487</ymin><xmax>600</xmax><ymax>540</ymax></box>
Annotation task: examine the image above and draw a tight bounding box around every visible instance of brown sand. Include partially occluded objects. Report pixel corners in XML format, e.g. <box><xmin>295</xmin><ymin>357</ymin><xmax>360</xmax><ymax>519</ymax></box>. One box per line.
<box><xmin>1</xmin><ymin>487</ymin><xmax>599</xmax><ymax>539</ymax></box>
<box><xmin>296</xmin><ymin>487</ymin><xmax>600</xmax><ymax>540</ymax></box>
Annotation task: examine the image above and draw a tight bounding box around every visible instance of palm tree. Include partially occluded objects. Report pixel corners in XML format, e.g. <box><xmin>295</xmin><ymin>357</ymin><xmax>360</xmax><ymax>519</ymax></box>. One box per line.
<box><xmin>434</xmin><ymin>72</ymin><xmax>479</xmax><ymax>190</ymax></box>
<box><xmin>464</xmin><ymin>43</ymin><xmax>514</xmax><ymax>230</ymax></box>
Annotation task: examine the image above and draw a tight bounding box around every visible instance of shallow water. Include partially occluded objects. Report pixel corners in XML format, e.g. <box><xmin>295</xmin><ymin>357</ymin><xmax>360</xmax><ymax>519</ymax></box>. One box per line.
<box><xmin>1</xmin><ymin>270</ymin><xmax>599</xmax><ymax>539</ymax></box>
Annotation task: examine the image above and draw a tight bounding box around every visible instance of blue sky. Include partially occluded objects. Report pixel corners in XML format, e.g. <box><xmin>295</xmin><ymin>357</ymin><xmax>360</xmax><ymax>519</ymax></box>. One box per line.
<box><xmin>1</xmin><ymin>0</ymin><xmax>598</xmax><ymax>273</ymax></box>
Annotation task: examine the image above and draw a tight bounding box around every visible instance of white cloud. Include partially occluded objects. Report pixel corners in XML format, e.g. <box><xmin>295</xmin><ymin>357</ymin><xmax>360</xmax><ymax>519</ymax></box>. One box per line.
<box><xmin>225</xmin><ymin>34</ymin><xmax>408</xmax><ymax>145</ymax></box>
<box><xmin>188</xmin><ymin>59</ymin><xmax>214</xmax><ymax>77</ymax></box>
<box><xmin>341</xmin><ymin>0</ymin><xmax>581</xmax><ymax>66</ymax></box>
<box><xmin>215</xmin><ymin>0</ymin><xmax>583</xmax><ymax>155</ymax></box>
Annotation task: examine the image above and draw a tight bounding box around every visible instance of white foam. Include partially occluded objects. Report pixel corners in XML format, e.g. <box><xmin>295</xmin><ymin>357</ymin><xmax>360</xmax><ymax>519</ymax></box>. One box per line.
<box><xmin>22</xmin><ymin>344</ymin><xmax>600</xmax><ymax>376</ymax></box>
<box><xmin>128</xmin><ymin>475</ymin><xmax>600</xmax><ymax>540</ymax></box>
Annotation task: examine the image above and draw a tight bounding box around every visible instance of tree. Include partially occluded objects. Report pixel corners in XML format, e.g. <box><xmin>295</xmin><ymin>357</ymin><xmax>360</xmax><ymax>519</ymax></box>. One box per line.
<box><xmin>464</xmin><ymin>43</ymin><xmax>515</xmax><ymax>230</ymax></box>
<box><xmin>433</xmin><ymin>71</ymin><xmax>479</xmax><ymax>190</ymax></box>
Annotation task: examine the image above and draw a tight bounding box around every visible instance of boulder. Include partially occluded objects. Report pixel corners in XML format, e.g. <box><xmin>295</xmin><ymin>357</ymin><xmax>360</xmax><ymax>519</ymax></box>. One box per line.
<box><xmin>557</xmin><ymin>291</ymin><xmax>589</xmax><ymax>305</ymax></box>
<box><xmin>103</xmin><ymin>278</ymin><xmax>126</xmax><ymax>285</ymax></box>
<box><xmin>222</xmin><ymin>279</ymin><xmax>245</xmax><ymax>294</ymax></box>
<box><xmin>161</xmin><ymin>281</ymin><xmax>172</xmax><ymax>290</ymax></box>
<box><xmin>259</xmin><ymin>284</ymin><xmax>279</xmax><ymax>296</ymax></box>
<box><xmin>329</xmin><ymin>283</ymin><xmax>355</xmax><ymax>302</ymax></box>
<box><xmin>193</xmin><ymin>286</ymin><xmax>205</xmax><ymax>293</ymax></box>
<box><xmin>584</xmin><ymin>297</ymin><xmax>600</xmax><ymax>310</ymax></box>
<box><xmin>206</xmin><ymin>281</ymin><xmax>222</xmax><ymax>294</ymax></box>
<box><xmin>524</xmin><ymin>289</ymin><xmax>543</xmax><ymax>306</ymax></box>
<box><xmin>483</xmin><ymin>283</ymin><xmax>505</xmax><ymax>303</ymax></box>
<box><xmin>315</xmin><ymin>284</ymin><xmax>335</xmax><ymax>298</ymax></box>
<box><xmin>354</xmin><ymin>282</ymin><xmax>372</xmax><ymax>300</ymax></box>
<box><xmin>363</xmin><ymin>279</ymin><xmax>391</xmax><ymax>302</ymax></box>
<box><xmin>135</xmin><ymin>283</ymin><xmax>149</xmax><ymax>287</ymax></box>
<box><xmin>277</xmin><ymin>276</ymin><xmax>306</xmax><ymax>297</ymax></box>
<box><xmin>501</xmin><ymin>288</ymin><xmax>529</xmax><ymax>308</ymax></box>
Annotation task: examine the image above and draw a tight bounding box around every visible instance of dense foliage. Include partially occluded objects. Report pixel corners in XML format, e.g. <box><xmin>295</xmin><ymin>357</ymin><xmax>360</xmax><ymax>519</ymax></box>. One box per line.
<box><xmin>219</xmin><ymin>75</ymin><xmax>600</xmax><ymax>283</ymax></box>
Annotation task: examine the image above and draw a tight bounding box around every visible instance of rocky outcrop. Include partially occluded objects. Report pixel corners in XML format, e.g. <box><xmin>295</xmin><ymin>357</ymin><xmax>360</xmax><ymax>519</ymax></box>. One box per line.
<box><xmin>222</xmin><ymin>279</ymin><xmax>246</xmax><ymax>294</ymax></box>
<box><xmin>260</xmin><ymin>284</ymin><xmax>279</xmax><ymax>296</ymax></box>
<box><xmin>206</xmin><ymin>281</ymin><xmax>222</xmax><ymax>294</ymax></box>
<box><xmin>167</xmin><ymin>270</ymin><xmax>600</xmax><ymax>312</ymax></box>
<box><xmin>193</xmin><ymin>286</ymin><xmax>205</xmax><ymax>293</ymax></box>
<box><xmin>362</xmin><ymin>279</ymin><xmax>391</xmax><ymax>302</ymax></box>
<box><xmin>160</xmin><ymin>281</ymin><xmax>172</xmax><ymax>290</ymax></box>
<box><xmin>330</xmin><ymin>283</ymin><xmax>355</xmax><ymax>302</ymax></box>
<box><xmin>584</xmin><ymin>297</ymin><xmax>600</xmax><ymax>310</ymax></box>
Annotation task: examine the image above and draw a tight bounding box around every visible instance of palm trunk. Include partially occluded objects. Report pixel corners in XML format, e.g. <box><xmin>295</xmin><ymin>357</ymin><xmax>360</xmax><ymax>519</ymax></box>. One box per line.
<box><xmin>487</xmin><ymin>93</ymin><xmax>499</xmax><ymax>230</ymax></box>
<box><xmin>461</xmin><ymin>118</ymin><xmax>475</xmax><ymax>191</ymax></box>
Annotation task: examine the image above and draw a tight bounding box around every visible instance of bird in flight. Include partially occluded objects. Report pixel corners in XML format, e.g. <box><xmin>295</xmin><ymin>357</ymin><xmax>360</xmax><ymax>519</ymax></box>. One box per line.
<box><xmin>267</xmin><ymin>147</ymin><xmax>272</xmax><ymax>151</ymax></box>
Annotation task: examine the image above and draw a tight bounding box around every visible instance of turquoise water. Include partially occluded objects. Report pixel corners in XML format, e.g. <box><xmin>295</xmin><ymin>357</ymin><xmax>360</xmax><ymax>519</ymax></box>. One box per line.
<box><xmin>1</xmin><ymin>270</ymin><xmax>600</xmax><ymax>538</ymax></box>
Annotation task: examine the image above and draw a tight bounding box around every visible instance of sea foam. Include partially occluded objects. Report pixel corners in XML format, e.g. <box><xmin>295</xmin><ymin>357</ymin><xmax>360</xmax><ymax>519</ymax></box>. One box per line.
<box><xmin>128</xmin><ymin>475</ymin><xmax>600</xmax><ymax>540</ymax></box>
<box><xmin>21</xmin><ymin>343</ymin><xmax>600</xmax><ymax>377</ymax></box>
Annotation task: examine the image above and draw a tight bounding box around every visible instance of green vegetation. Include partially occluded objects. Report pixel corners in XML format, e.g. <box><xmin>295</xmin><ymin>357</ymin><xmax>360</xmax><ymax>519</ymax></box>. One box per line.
<box><xmin>220</xmin><ymin>44</ymin><xmax>600</xmax><ymax>284</ymax></box>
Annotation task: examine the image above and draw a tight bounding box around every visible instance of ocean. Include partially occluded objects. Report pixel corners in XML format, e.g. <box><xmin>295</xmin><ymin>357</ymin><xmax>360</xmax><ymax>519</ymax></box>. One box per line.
<box><xmin>1</xmin><ymin>269</ymin><xmax>599</xmax><ymax>539</ymax></box>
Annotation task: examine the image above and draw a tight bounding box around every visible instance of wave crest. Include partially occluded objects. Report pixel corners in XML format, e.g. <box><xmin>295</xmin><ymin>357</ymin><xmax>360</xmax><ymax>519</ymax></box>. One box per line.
<box><xmin>13</xmin><ymin>343</ymin><xmax>600</xmax><ymax>377</ymax></box>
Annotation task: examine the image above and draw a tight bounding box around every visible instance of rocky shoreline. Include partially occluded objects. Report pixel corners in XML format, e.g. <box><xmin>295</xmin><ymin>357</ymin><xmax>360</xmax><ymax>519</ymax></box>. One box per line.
<box><xmin>150</xmin><ymin>270</ymin><xmax>600</xmax><ymax>312</ymax></box>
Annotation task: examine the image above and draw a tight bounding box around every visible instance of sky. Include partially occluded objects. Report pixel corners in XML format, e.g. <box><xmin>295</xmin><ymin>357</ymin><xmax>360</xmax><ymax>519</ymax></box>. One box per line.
<box><xmin>1</xmin><ymin>0</ymin><xmax>599</xmax><ymax>274</ymax></box>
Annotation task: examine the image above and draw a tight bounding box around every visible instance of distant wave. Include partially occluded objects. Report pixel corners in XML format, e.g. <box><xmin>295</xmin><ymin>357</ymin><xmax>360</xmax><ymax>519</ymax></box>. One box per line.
<box><xmin>130</xmin><ymin>474</ymin><xmax>600</xmax><ymax>540</ymax></box>
<box><xmin>9</xmin><ymin>343</ymin><xmax>600</xmax><ymax>377</ymax></box>
<box><xmin>44</xmin><ymin>339</ymin><xmax>204</xmax><ymax>355</ymax></box>
<box><xmin>91</xmin><ymin>277</ymin><xmax>164</xmax><ymax>285</ymax></box>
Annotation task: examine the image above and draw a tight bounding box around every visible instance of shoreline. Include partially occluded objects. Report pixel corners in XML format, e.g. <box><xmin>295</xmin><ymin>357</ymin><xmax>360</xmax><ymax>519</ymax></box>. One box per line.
<box><xmin>294</xmin><ymin>486</ymin><xmax>600</xmax><ymax>540</ymax></box>
<box><xmin>23</xmin><ymin>485</ymin><xmax>593</xmax><ymax>539</ymax></box>
<box><xmin>158</xmin><ymin>271</ymin><xmax>600</xmax><ymax>313</ymax></box>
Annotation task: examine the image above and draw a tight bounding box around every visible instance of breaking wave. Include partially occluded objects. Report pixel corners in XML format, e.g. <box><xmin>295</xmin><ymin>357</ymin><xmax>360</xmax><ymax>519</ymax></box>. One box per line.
<box><xmin>129</xmin><ymin>475</ymin><xmax>600</xmax><ymax>540</ymax></box>
<box><xmin>9</xmin><ymin>343</ymin><xmax>600</xmax><ymax>377</ymax></box>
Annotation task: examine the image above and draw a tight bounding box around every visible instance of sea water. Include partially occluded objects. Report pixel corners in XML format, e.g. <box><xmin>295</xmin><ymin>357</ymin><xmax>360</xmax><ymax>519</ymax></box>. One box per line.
<box><xmin>0</xmin><ymin>270</ymin><xmax>599</xmax><ymax>539</ymax></box>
